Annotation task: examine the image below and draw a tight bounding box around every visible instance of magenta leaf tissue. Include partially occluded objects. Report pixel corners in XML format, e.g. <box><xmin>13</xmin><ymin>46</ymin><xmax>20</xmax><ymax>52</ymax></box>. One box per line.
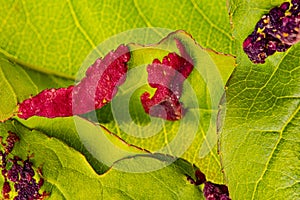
<box><xmin>18</xmin><ymin>45</ymin><xmax>131</xmax><ymax>119</ymax></box>
<box><xmin>140</xmin><ymin>51</ymin><xmax>194</xmax><ymax>121</ymax></box>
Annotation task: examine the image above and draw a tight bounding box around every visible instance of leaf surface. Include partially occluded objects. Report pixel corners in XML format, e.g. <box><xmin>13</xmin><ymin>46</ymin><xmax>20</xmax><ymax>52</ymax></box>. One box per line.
<box><xmin>95</xmin><ymin>30</ymin><xmax>235</xmax><ymax>184</ymax></box>
<box><xmin>219</xmin><ymin>0</ymin><xmax>300</xmax><ymax>199</ymax></box>
<box><xmin>0</xmin><ymin>0</ymin><xmax>233</xmax><ymax>77</ymax></box>
<box><xmin>0</xmin><ymin>54</ymin><xmax>73</xmax><ymax>121</ymax></box>
<box><xmin>0</xmin><ymin>1</ymin><xmax>237</xmax><ymax>197</ymax></box>
<box><xmin>0</xmin><ymin>119</ymin><xmax>204</xmax><ymax>199</ymax></box>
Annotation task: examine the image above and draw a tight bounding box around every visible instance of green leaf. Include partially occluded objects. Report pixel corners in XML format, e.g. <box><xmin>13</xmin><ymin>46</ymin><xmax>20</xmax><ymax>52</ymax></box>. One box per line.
<box><xmin>0</xmin><ymin>53</ymin><xmax>73</xmax><ymax>121</ymax></box>
<box><xmin>219</xmin><ymin>1</ymin><xmax>300</xmax><ymax>199</ymax></box>
<box><xmin>0</xmin><ymin>27</ymin><xmax>235</xmax><ymax>186</ymax></box>
<box><xmin>94</xmin><ymin>30</ymin><xmax>235</xmax><ymax>184</ymax></box>
<box><xmin>101</xmin><ymin>156</ymin><xmax>204</xmax><ymax>200</ymax></box>
<box><xmin>0</xmin><ymin>0</ymin><xmax>233</xmax><ymax>77</ymax></box>
<box><xmin>0</xmin><ymin>119</ymin><xmax>204</xmax><ymax>199</ymax></box>
<box><xmin>17</xmin><ymin>117</ymin><xmax>110</xmax><ymax>174</ymax></box>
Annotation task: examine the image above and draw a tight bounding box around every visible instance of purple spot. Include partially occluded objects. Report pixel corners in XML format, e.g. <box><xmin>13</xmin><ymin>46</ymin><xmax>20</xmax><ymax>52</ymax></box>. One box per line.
<box><xmin>187</xmin><ymin>169</ymin><xmax>231</xmax><ymax>199</ymax></box>
<box><xmin>5</xmin><ymin>131</ymin><xmax>19</xmax><ymax>154</ymax></box>
<box><xmin>204</xmin><ymin>182</ymin><xmax>231</xmax><ymax>200</ymax></box>
<box><xmin>2</xmin><ymin>181</ymin><xmax>11</xmax><ymax>199</ymax></box>
<box><xmin>1</xmin><ymin>132</ymin><xmax>48</xmax><ymax>199</ymax></box>
<box><xmin>243</xmin><ymin>1</ymin><xmax>300</xmax><ymax>63</ymax></box>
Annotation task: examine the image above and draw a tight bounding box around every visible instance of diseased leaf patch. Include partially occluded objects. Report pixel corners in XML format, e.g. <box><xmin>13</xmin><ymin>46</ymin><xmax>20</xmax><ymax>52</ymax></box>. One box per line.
<box><xmin>140</xmin><ymin>50</ymin><xmax>193</xmax><ymax>121</ymax></box>
<box><xmin>18</xmin><ymin>39</ymin><xmax>195</xmax><ymax>121</ymax></box>
<box><xmin>243</xmin><ymin>0</ymin><xmax>300</xmax><ymax>63</ymax></box>
<box><xmin>187</xmin><ymin>169</ymin><xmax>231</xmax><ymax>200</ymax></box>
<box><xmin>18</xmin><ymin>45</ymin><xmax>130</xmax><ymax>119</ymax></box>
<box><xmin>0</xmin><ymin>131</ymin><xmax>48</xmax><ymax>199</ymax></box>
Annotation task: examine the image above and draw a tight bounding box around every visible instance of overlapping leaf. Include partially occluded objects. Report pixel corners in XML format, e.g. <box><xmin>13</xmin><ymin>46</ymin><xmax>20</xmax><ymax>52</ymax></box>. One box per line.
<box><xmin>94</xmin><ymin>31</ymin><xmax>235</xmax><ymax>184</ymax></box>
<box><xmin>219</xmin><ymin>0</ymin><xmax>300</xmax><ymax>199</ymax></box>
<box><xmin>0</xmin><ymin>30</ymin><xmax>235</xmax><ymax>200</ymax></box>
<box><xmin>0</xmin><ymin>119</ymin><xmax>204</xmax><ymax>199</ymax></box>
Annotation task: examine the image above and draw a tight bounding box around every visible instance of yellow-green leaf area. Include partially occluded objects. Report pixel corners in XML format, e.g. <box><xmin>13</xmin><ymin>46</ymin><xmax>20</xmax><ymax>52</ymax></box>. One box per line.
<box><xmin>0</xmin><ymin>0</ymin><xmax>233</xmax><ymax>77</ymax></box>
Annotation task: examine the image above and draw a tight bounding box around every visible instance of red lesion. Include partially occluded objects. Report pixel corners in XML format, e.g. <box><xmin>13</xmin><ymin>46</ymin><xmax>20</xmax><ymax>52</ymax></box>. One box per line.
<box><xmin>242</xmin><ymin>37</ymin><xmax>252</xmax><ymax>49</ymax></box>
<box><xmin>17</xmin><ymin>40</ymin><xmax>194</xmax><ymax>121</ymax></box>
<box><xmin>18</xmin><ymin>45</ymin><xmax>131</xmax><ymax>119</ymax></box>
<box><xmin>140</xmin><ymin>41</ymin><xmax>194</xmax><ymax>121</ymax></box>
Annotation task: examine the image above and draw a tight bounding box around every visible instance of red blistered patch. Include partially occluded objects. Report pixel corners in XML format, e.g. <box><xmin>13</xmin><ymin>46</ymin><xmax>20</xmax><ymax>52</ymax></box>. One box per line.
<box><xmin>140</xmin><ymin>52</ymin><xmax>194</xmax><ymax>121</ymax></box>
<box><xmin>18</xmin><ymin>87</ymin><xmax>74</xmax><ymax>119</ymax></box>
<box><xmin>18</xmin><ymin>45</ymin><xmax>130</xmax><ymax>119</ymax></box>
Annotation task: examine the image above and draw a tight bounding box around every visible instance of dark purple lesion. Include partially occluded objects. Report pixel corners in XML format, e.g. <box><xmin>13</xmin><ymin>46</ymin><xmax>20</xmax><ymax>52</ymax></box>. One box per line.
<box><xmin>1</xmin><ymin>132</ymin><xmax>48</xmax><ymax>199</ymax></box>
<box><xmin>187</xmin><ymin>169</ymin><xmax>231</xmax><ymax>200</ymax></box>
<box><xmin>18</xmin><ymin>45</ymin><xmax>131</xmax><ymax>119</ymax></box>
<box><xmin>140</xmin><ymin>45</ymin><xmax>194</xmax><ymax>121</ymax></box>
<box><xmin>243</xmin><ymin>0</ymin><xmax>300</xmax><ymax>63</ymax></box>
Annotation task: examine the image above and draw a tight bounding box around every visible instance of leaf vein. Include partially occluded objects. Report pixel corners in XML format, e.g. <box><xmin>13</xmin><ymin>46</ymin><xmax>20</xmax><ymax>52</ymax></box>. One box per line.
<box><xmin>251</xmin><ymin>104</ymin><xmax>300</xmax><ymax>200</ymax></box>
<box><xmin>149</xmin><ymin>173</ymin><xmax>179</xmax><ymax>199</ymax></box>
<box><xmin>190</xmin><ymin>0</ymin><xmax>233</xmax><ymax>41</ymax></box>
<box><xmin>66</xmin><ymin>0</ymin><xmax>98</xmax><ymax>54</ymax></box>
<box><xmin>246</xmin><ymin>49</ymin><xmax>291</xmax><ymax>120</ymax></box>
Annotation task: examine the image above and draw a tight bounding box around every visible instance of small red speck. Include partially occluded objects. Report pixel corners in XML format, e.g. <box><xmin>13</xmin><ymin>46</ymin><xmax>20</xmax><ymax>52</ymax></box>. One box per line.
<box><xmin>243</xmin><ymin>37</ymin><xmax>252</xmax><ymax>49</ymax></box>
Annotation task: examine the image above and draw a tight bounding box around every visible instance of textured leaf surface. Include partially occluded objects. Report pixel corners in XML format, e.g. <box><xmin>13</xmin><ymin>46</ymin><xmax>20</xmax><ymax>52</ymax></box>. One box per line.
<box><xmin>0</xmin><ymin>1</ymin><xmax>237</xmax><ymax>198</ymax></box>
<box><xmin>97</xmin><ymin>31</ymin><xmax>235</xmax><ymax>184</ymax></box>
<box><xmin>17</xmin><ymin>117</ymin><xmax>109</xmax><ymax>174</ymax></box>
<box><xmin>0</xmin><ymin>0</ymin><xmax>233</xmax><ymax>77</ymax></box>
<box><xmin>1</xmin><ymin>28</ymin><xmax>235</xmax><ymax>190</ymax></box>
<box><xmin>0</xmin><ymin>119</ymin><xmax>204</xmax><ymax>199</ymax></box>
<box><xmin>220</xmin><ymin>0</ymin><xmax>300</xmax><ymax>199</ymax></box>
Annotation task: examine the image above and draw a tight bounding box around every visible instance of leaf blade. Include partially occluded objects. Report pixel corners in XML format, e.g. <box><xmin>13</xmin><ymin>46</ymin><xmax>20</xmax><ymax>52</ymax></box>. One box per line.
<box><xmin>220</xmin><ymin>1</ymin><xmax>300</xmax><ymax>199</ymax></box>
<box><xmin>96</xmin><ymin>30</ymin><xmax>236</xmax><ymax>184</ymax></box>
<box><xmin>0</xmin><ymin>0</ymin><xmax>233</xmax><ymax>77</ymax></box>
<box><xmin>0</xmin><ymin>119</ymin><xmax>204</xmax><ymax>199</ymax></box>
